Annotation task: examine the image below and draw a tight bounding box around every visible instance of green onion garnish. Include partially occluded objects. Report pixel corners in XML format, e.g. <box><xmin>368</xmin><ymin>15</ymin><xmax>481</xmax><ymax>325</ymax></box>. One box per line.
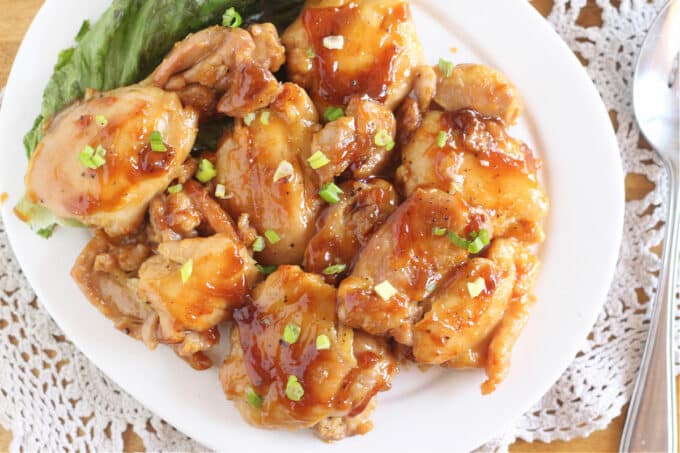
<box><xmin>273</xmin><ymin>160</ymin><xmax>294</xmax><ymax>182</ymax></box>
<box><xmin>323</xmin><ymin>106</ymin><xmax>344</xmax><ymax>122</ymax></box>
<box><xmin>467</xmin><ymin>277</ymin><xmax>486</xmax><ymax>298</ymax></box>
<box><xmin>252</xmin><ymin>236</ymin><xmax>265</xmax><ymax>252</ymax></box>
<box><xmin>264</xmin><ymin>229</ymin><xmax>280</xmax><ymax>244</ymax></box>
<box><xmin>447</xmin><ymin>229</ymin><xmax>491</xmax><ymax>254</ymax></box>
<box><xmin>436</xmin><ymin>131</ymin><xmax>449</xmax><ymax>148</ymax></box>
<box><xmin>285</xmin><ymin>375</ymin><xmax>304</xmax><ymax>401</ymax></box>
<box><xmin>168</xmin><ymin>184</ymin><xmax>183</xmax><ymax>194</ymax></box>
<box><xmin>322</xmin><ymin>263</ymin><xmax>347</xmax><ymax>275</ymax></box>
<box><xmin>246</xmin><ymin>386</ymin><xmax>263</xmax><ymax>408</ymax></box>
<box><xmin>196</xmin><ymin>159</ymin><xmax>217</xmax><ymax>183</ymax></box>
<box><xmin>150</xmin><ymin>131</ymin><xmax>167</xmax><ymax>152</ymax></box>
<box><xmin>78</xmin><ymin>144</ymin><xmax>107</xmax><ymax>170</ymax></box>
<box><xmin>180</xmin><ymin>259</ymin><xmax>193</xmax><ymax>284</ymax></box>
<box><xmin>374</xmin><ymin>280</ymin><xmax>398</xmax><ymax>301</ymax></box>
<box><xmin>307</xmin><ymin>150</ymin><xmax>330</xmax><ymax>170</ymax></box>
<box><xmin>222</xmin><ymin>7</ymin><xmax>242</xmax><ymax>28</ymax></box>
<box><xmin>438</xmin><ymin>58</ymin><xmax>455</xmax><ymax>77</ymax></box>
<box><xmin>214</xmin><ymin>184</ymin><xmax>229</xmax><ymax>199</ymax></box>
<box><xmin>374</xmin><ymin>130</ymin><xmax>395</xmax><ymax>151</ymax></box>
<box><xmin>282</xmin><ymin>323</ymin><xmax>301</xmax><ymax>344</ymax></box>
<box><xmin>260</xmin><ymin>111</ymin><xmax>270</xmax><ymax>125</ymax></box>
<box><xmin>306</xmin><ymin>48</ymin><xmax>316</xmax><ymax>59</ymax></box>
<box><xmin>243</xmin><ymin>112</ymin><xmax>256</xmax><ymax>126</ymax></box>
<box><xmin>432</xmin><ymin>227</ymin><xmax>447</xmax><ymax>236</ymax></box>
<box><xmin>319</xmin><ymin>182</ymin><xmax>343</xmax><ymax>204</ymax></box>
<box><xmin>256</xmin><ymin>264</ymin><xmax>277</xmax><ymax>275</ymax></box>
<box><xmin>95</xmin><ymin>115</ymin><xmax>108</xmax><ymax>127</ymax></box>
<box><xmin>316</xmin><ymin>334</ymin><xmax>331</xmax><ymax>350</ymax></box>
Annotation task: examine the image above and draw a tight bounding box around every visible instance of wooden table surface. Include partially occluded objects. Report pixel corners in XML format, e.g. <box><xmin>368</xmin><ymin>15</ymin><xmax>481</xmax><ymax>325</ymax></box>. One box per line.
<box><xmin>0</xmin><ymin>0</ymin><xmax>675</xmax><ymax>451</ymax></box>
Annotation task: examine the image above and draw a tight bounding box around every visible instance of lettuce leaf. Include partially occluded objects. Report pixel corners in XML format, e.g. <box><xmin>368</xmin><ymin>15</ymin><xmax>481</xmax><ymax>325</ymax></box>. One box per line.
<box><xmin>24</xmin><ymin>0</ymin><xmax>303</xmax><ymax>157</ymax></box>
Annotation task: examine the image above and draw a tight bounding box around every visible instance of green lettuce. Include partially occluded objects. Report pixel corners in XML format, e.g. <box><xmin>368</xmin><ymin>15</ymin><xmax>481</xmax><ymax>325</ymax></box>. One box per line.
<box><xmin>24</xmin><ymin>0</ymin><xmax>303</xmax><ymax>157</ymax></box>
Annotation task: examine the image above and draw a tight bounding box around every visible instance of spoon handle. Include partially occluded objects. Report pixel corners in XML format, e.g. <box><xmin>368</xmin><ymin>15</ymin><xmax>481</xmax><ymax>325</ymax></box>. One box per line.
<box><xmin>620</xmin><ymin>158</ymin><xmax>678</xmax><ymax>453</ymax></box>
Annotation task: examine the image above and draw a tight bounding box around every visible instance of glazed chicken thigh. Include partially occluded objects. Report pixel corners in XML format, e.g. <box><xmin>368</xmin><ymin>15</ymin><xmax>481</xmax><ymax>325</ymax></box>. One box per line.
<box><xmin>216</xmin><ymin>83</ymin><xmax>323</xmax><ymax>265</ymax></box>
<box><xmin>396</xmin><ymin>109</ymin><xmax>548</xmax><ymax>243</ymax></box>
<box><xmin>337</xmin><ymin>188</ymin><xmax>493</xmax><ymax>345</ymax></box>
<box><xmin>151</xmin><ymin>24</ymin><xmax>285</xmax><ymax>119</ymax></box>
<box><xmin>282</xmin><ymin>0</ymin><xmax>423</xmax><ymax>111</ymax></box>
<box><xmin>220</xmin><ymin>266</ymin><xmax>397</xmax><ymax>440</ymax></box>
<box><xmin>25</xmin><ymin>86</ymin><xmax>198</xmax><ymax>237</ymax></box>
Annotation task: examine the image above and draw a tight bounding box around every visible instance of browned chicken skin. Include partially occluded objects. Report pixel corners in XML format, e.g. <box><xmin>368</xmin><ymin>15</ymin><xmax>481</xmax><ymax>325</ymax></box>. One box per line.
<box><xmin>337</xmin><ymin>188</ymin><xmax>493</xmax><ymax>345</ymax></box>
<box><xmin>282</xmin><ymin>0</ymin><xmax>423</xmax><ymax>111</ymax></box>
<box><xmin>151</xmin><ymin>24</ymin><xmax>285</xmax><ymax>119</ymax></box>
<box><xmin>303</xmin><ymin>179</ymin><xmax>399</xmax><ymax>282</ymax></box>
<box><xmin>220</xmin><ymin>266</ymin><xmax>397</xmax><ymax>440</ymax></box>
<box><xmin>396</xmin><ymin>109</ymin><xmax>548</xmax><ymax>243</ymax></box>
<box><xmin>216</xmin><ymin>83</ymin><xmax>322</xmax><ymax>265</ymax></box>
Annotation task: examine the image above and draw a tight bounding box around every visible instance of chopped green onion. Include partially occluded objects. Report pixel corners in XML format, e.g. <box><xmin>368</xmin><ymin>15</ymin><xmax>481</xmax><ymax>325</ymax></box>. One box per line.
<box><xmin>425</xmin><ymin>281</ymin><xmax>437</xmax><ymax>294</ymax></box>
<box><xmin>438</xmin><ymin>58</ymin><xmax>455</xmax><ymax>77</ymax></box>
<box><xmin>243</xmin><ymin>112</ymin><xmax>256</xmax><ymax>126</ymax></box>
<box><xmin>150</xmin><ymin>131</ymin><xmax>167</xmax><ymax>152</ymax></box>
<box><xmin>319</xmin><ymin>182</ymin><xmax>343</xmax><ymax>204</ymax></box>
<box><xmin>215</xmin><ymin>184</ymin><xmax>232</xmax><ymax>199</ymax></box>
<box><xmin>180</xmin><ymin>259</ymin><xmax>193</xmax><ymax>284</ymax></box>
<box><xmin>273</xmin><ymin>160</ymin><xmax>294</xmax><ymax>182</ymax></box>
<box><xmin>246</xmin><ymin>386</ymin><xmax>263</xmax><ymax>409</ymax></box>
<box><xmin>95</xmin><ymin>115</ymin><xmax>108</xmax><ymax>127</ymax></box>
<box><xmin>467</xmin><ymin>277</ymin><xmax>486</xmax><ymax>298</ymax></box>
<box><xmin>37</xmin><ymin>224</ymin><xmax>57</xmax><ymax>239</ymax></box>
<box><xmin>256</xmin><ymin>264</ymin><xmax>277</xmax><ymax>275</ymax></box>
<box><xmin>374</xmin><ymin>130</ymin><xmax>395</xmax><ymax>151</ymax></box>
<box><xmin>196</xmin><ymin>159</ymin><xmax>217</xmax><ymax>183</ymax></box>
<box><xmin>222</xmin><ymin>7</ymin><xmax>242</xmax><ymax>28</ymax></box>
<box><xmin>282</xmin><ymin>323</ymin><xmax>301</xmax><ymax>344</ymax></box>
<box><xmin>260</xmin><ymin>111</ymin><xmax>270</xmax><ymax>125</ymax></box>
<box><xmin>307</xmin><ymin>150</ymin><xmax>331</xmax><ymax>170</ymax></box>
<box><xmin>79</xmin><ymin>144</ymin><xmax>107</xmax><ymax>170</ymax></box>
<box><xmin>323</xmin><ymin>106</ymin><xmax>344</xmax><ymax>122</ymax></box>
<box><xmin>447</xmin><ymin>231</ymin><xmax>469</xmax><ymax>249</ymax></box>
<box><xmin>306</xmin><ymin>48</ymin><xmax>316</xmax><ymax>59</ymax></box>
<box><xmin>447</xmin><ymin>229</ymin><xmax>491</xmax><ymax>254</ymax></box>
<box><xmin>252</xmin><ymin>236</ymin><xmax>265</xmax><ymax>253</ymax></box>
<box><xmin>478</xmin><ymin>229</ymin><xmax>490</xmax><ymax>244</ymax></box>
<box><xmin>264</xmin><ymin>229</ymin><xmax>280</xmax><ymax>244</ymax></box>
<box><xmin>374</xmin><ymin>280</ymin><xmax>398</xmax><ymax>301</ymax></box>
<box><xmin>167</xmin><ymin>184</ymin><xmax>183</xmax><ymax>194</ymax></box>
<box><xmin>432</xmin><ymin>227</ymin><xmax>447</xmax><ymax>236</ymax></box>
<box><xmin>468</xmin><ymin>237</ymin><xmax>485</xmax><ymax>254</ymax></box>
<box><xmin>436</xmin><ymin>131</ymin><xmax>449</xmax><ymax>148</ymax></box>
<box><xmin>322</xmin><ymin>263</ymin><xmax>347</xmax><ymax>275</ymax></box>
<box><xmin>316</xmin><ymin>334</ymin><xmax>331</xmax><ymax>350</ymax></box>
<box><xmin>285</xmin><ymin>375</ymin><xmax>304</xmax><ymax>401</ymax></box>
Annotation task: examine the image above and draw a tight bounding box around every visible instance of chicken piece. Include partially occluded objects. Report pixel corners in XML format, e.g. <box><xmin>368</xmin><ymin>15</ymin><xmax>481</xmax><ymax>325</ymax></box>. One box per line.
<box><xmin>307</xmin><ymin>97</ymin><xmax>397</xmax><ymax>185</ymax></box>
<box><xmin>282</xmin><ymin>0</ymin><xmax>423</xmax><ymax>111</ymax></box>
<box><xmin>137</xmin><ymin>234</ymin><xmax>259</xmax><ymax>345</ymax></box>
<box><xmin>303</xmin><ymin>179</ymin><xmax>399</xmax><ymax>283</ymax></box>
<box><xmin>148</xmin><ymin>180</ymin><xmax>240</xmax><ymax>243</ymax></box>
<box><xmin>413</xmin><ymin>65</ymin><xmax>437</xmax><ymax>110</ymax></box>
<box><xmin>25</xmin><ymin>86</ymin><xmax>198</xmax><ymax>237</ymax></box>
<box><xmin>151</xmin><ymin>25</ymin><xmax>285</xmax><ymax>119</ymax></box>
<box><xmin>433</xmin><ymin>63</ymin><xmax>522</xmax><ymax>125</ymax></box>
<box><xmin>396</xmin><ymin>109</ymin><xmax>548</xmax><ymax>243</ymax></box>
<box><xmin>220</xmin><ymin>266</ymin><xmax>397</xmax><ymax>439</ymax></box>
<box><xmin>337</xmin><ymin>188</ymin><xmax>493</xmax><ymax>345</ymax></box>
<box><xmin>72</xmin><ymin>231</ymin><xmax>152</xmax><ymax>338</ymax></box>
<box><xmin>421</xmin><ymin>239</ymin><xmax>538</xmax><ymax>393</ymax></box>
<box><xmin>395</xmin><ymin>97</ymin><xmax>422</xmax><ymax>147</ymax></box>
<box><xmin>216</xmin><ymin>83</ymin><xmax>322</xmax><ymax>265</ymax></box>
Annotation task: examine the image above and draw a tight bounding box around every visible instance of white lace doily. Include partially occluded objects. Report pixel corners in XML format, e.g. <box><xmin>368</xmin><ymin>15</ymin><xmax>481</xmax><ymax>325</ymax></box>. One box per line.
<box><xmin>0</xmin><ymin>0</ymin><xmax>673</xmax><ymax>451</ymax></box>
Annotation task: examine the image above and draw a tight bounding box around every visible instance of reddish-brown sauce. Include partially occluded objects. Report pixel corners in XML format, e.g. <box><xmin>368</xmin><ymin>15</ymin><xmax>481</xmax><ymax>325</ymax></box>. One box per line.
<box><xmin>302</xmin><ymin>2</ymin><xmax>410</xmax><ymax>106</ymax></box>
<box><xmin>439</xmin><ymin>109</ymin><xmax>538</xmax><ymax>174</ymax></box>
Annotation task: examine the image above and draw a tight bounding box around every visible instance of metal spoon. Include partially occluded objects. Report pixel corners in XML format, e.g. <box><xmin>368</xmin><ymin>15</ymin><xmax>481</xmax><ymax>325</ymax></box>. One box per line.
<box><xmin>623</xmin><ymin>1</ymin><xmax>679</xmax><ymax>451</ymax></box>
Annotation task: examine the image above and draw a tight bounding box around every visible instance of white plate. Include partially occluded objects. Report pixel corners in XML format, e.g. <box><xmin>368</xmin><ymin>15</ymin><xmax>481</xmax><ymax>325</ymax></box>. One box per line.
<box><xmin>0</xmin><ymin>0</ymin><xmax>624</xmax><ymax>451</ymax></box>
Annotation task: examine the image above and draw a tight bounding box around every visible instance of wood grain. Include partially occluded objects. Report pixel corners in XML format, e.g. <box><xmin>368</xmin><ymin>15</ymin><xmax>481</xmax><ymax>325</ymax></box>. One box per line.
<box><xmin>0</xmin><ymin>0</ymin><xmax>668</xmax><ymax>452</ymax></box>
